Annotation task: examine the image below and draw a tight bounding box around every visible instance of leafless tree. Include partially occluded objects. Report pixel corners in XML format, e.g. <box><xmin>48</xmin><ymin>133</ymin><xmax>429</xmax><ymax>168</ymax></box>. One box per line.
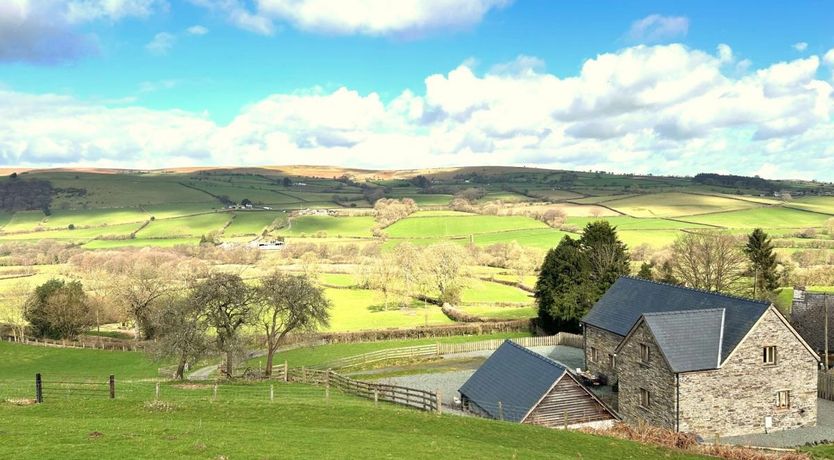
<box><xmin>151</xmin><ymin>297</ymin><xmax>210</xmax><ymax>380</ymax></box>
<box><xmin>0</xmin><ymin>281</ymin><xmax>30</xmax><ymax>340</ymax></box>
<box><xmin>421</xmin><ymin>243</ymin><xmax>469</xmax><ymax>304</ymax></box>
<box><xmin>671</xmin><ymin>232</ymin><xmax>746</xmax><ymax>293</ymax></box>
<box><xmin>190</xmin><ymin>273</ymin><xmax>256</xmax><ymax>378</ymax></box>
<box><xmin>256</xmin><ymin>272</ymin><xmax>330</xmax><ymax>376</ymax></box>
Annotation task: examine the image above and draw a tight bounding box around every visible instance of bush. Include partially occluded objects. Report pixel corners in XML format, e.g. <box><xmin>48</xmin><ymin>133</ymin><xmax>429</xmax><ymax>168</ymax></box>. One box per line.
<box><xmin>24</xmin><ymin>279</ymin><xmax>94</xmax><ymax>339</ymax></box>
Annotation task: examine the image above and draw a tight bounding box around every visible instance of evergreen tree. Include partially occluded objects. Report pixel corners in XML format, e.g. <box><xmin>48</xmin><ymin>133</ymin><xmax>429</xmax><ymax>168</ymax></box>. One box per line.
<box><xmin>637</xmin><ymin>262</ymin><xmax>654</xmax><ymax>280</ymax></box>
<box><xmin>535</xmin><ymin>222</ymin><xmax>630</xmax><ymax>333</ymax></box>
<box><xmin>743</xmin><ymin>228</ymin><xmax>779</xmax><ymax>298</ymax></box>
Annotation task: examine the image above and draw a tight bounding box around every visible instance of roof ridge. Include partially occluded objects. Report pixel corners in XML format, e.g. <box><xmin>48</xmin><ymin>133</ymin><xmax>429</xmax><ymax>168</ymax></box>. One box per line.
<box><xmin>620</xmin><ymin>276</ymin><xmax>770</xmax><ymax>306</ymax></box>
<box><xmin>642</xmin><ymin>308</ymin><xmax>726</xmax><ymax>317</ymax></box>
<box><xmin>504</xmin><ymin>340</ymin><xmax>567</xmax><ymax>371</ymax></box>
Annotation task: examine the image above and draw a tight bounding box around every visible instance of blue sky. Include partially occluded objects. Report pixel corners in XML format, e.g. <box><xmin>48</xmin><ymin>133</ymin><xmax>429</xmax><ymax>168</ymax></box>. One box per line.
<box><xmin>1</xmin><ymin>1</ymin><xmax>833</xmax><ymax>179</ymax></box>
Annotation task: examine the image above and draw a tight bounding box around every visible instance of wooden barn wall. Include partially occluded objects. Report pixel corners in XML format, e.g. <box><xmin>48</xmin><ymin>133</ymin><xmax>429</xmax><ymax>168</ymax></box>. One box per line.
<box><xmin>524</xmin><ymin>377</ymin><xmax>613</xmax><ymax>427</ymax></box>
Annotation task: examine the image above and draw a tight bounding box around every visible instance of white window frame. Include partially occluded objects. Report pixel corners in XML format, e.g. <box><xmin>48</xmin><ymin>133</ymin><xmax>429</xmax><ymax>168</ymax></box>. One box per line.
<box><xmin>639</xmin><ymin>343</ymin><xmax>650</xmax><ymax>364</ymax></box>
<box><xmin>763</xmin><ymin>346</ymin><xmax>777</xmax><ymax>366</ymax></box>
<box><xmin>639</xmin><ymin>388</ymin><xmax>651</xmax><ymax>409</ymax></box>
<box><xmin>775</xmin><ymin>390</ymin><xmax>790</xmax><ymax>409</ymax></box>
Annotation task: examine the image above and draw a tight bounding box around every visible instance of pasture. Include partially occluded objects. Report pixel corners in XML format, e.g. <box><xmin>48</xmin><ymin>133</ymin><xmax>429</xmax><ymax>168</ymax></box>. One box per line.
<box><xmin>683</xmin><ymin>206</ymin><xmax>831</xmax><ymax>228</ymax></box>
<box><xmin>604</xmin><ymin>192</ymin><xmax>761</xmax><ymax>217</ymax></box>
<box><xmin>279</xmin><ymin>216</ymin><xmax>374</xmax><ymax>238</ymax></box>
<box><xmin>136</xmin><ymin>213</ymin><xmax>233</xmax><ymax>239</ymax></box>
<box><xmin>385</xmin><ymin>215</ymin><xmax>548</xmax><ymax>238</ymax></box>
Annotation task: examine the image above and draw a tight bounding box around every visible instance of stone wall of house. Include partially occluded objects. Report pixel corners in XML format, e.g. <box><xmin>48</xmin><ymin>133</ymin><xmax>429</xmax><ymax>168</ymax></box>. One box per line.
<box><xmin>583</xmin><ymin>325</ymin><xmax>623</xmax><ymax>382</ymax></box>
<box><xmin>791</xmin><ymin>288</ymin><xmax>834</xmax><ymax>353</ymax></box>
<box><xmin>616</xmin><ymin>322</ymin><xmax>677</xmax><ymax>430</ymax></box>
<box><xmin>678</xmin><ymin>308</ymin><xmax>818</xmax><ymax>437</ymax></box>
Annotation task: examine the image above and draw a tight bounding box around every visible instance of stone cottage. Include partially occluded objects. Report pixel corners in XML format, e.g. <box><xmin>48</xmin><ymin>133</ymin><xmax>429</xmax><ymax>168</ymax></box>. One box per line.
<box><xmin>582</xmin><ymin>277</ymin><xmax>820</xmax><ymax>437</ymax></box>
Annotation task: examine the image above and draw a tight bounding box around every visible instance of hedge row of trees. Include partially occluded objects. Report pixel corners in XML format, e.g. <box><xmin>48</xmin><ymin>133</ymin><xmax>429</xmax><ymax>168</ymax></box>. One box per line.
<box><xmin>19</xmin><ymin>271</ymin><xmax>330</xmax><ymax>380</ymax></box>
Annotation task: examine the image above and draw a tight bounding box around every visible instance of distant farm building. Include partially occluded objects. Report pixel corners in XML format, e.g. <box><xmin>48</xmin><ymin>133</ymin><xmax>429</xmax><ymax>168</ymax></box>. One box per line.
<box><xmin>249</xmin><ymin>240</ymin><xmax>285</xmax><ymax>250</ymax></box>
<box><xmin>458</xmin><ymin>341</ymin><xmax>616</xmax><ymax>428</ymax></box>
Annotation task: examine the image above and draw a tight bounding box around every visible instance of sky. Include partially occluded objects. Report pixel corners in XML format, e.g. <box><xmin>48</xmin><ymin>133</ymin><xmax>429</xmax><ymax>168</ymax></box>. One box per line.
<box><xmin>1</xmin><ymin>1</ymin><xmax>834</xmax><ymax>180</ymax></box>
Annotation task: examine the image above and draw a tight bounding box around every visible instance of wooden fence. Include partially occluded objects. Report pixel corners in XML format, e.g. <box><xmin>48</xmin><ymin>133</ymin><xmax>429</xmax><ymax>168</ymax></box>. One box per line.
<box><xmin>269</xmin><ymin>365</ymin><xmax>440</xmax><ymax>413</ymax></box>
<box><xmin>2</xmin><ymin>335</ymin><xmax>144</xmax><ymax>351</ymax></box>
<box><xmin>319</xmin><ymin>332</ymin><xmax>584</xmax><ymax>370</ymax></box>
<box><xmin>820</xmin><ymin>371</ymin><xmax>834</xmax><ymax>401</ymax></box>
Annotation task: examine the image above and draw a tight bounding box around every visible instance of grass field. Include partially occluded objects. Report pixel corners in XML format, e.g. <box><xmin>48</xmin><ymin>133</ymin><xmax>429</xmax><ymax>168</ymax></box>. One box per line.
<box><xmin>323</xmin><ymin>288</ymin><xmax>453</xmax><ymax>331</ymax></box>
<box><xmin>788</xmin><ymin>196</ymin><xmax>834</xmax><ymax>215</ymax></box>
<box><xmin>0</xmin><ymin>379</ymin><xmax>706</xmax><ymax>460</ymax></box>
<box><xmin>223</xmin><ymin>211</ymin><xmax>286</xmax><ymax>237</ymax></box>
<box><xmin>0</xmin><ymin>222</ymin><xmax>144</xmax><ymax>242</ymax></box>
<box><xmin>386</xmin><ymin>215</ymin><xmax>548</xmax><ymax>238</ymax></box>
<box><xmin>279</xmin><ymin>216</ymin><xmax>374</xmax><ymax>238</ymax></box>
<box><xmin>83</xmin><ymin>237</ymin><xmax>201</xmax><ymax>249</ymax></box>
<box><xmin>0</xmin><ymin>341</ymin><xmax>158</xmax><ymax>380</ymax></box>
<box><xmin>470</xmin><ymin>228</ymin><xmax>573</xmax><ymax>249</ymax></box>
<box><xmin>460</xmin><ymin>279</ymin><xmax>532</xmax><ymax>305</ymax></box>
<box><xmin>682</xmin><ymin>206</ymin><xmax>830</xmax><ymax>228</ymax></box>
<box><xmin>604</xmin><ymin>192</ymin><xmax>761</xmax><ymax>217</ymax></box>
<box><xmin>565</xmin><ymin>216</ymin><xmax>709</xmax><ymax>230</ymax></box>
<box><xmin>136</xmin><ymin>213</ymin><xmax>233</xmax><ymax>239</ymax></box>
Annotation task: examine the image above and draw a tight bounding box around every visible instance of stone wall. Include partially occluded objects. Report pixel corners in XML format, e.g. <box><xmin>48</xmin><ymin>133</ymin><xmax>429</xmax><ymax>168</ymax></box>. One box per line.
<box><xmin>678</xmin><ymin>308</ymin><xmax>818</xmax><ymax>437</ymax></box>
<box><xmin>791</xmin><ymin>288</ymin><xmax>834</xmax><ymax>353</ymax></box>
<box><xmin>583</xmin><ymin>325</ymin><xmax>622</xmax><ymax>382</ymax></box>
<box><xmin>616</xmin><ymin>322</ymin><xmax>678</xmax><ymax>430</ymax></box>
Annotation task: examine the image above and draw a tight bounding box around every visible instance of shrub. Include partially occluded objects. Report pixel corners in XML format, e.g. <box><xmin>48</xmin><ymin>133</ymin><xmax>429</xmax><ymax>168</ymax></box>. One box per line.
<box><xmin>24</xmin><ymin>279</ymin><xmax>94</xmax><ymax>339</ymax></box>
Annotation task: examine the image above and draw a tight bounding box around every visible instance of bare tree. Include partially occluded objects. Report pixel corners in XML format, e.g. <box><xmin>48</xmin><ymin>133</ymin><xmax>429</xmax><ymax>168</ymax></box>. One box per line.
<box><xmin>152</xmin><ymin>297</ymin><xmax>210</xmax><ymax>380</ymax></box>
<box><xmin>421</xmin><ymin>243</ymin><xmax>469</xmax><ymax>305</ymax></box>
<box><xmin>368</xmin><ymin>252</ymin><xmax>401</xmax><ymax>309</ymax></box>
<box><xmin>671</xmin><ymin>232</ymin><xmax>746</xmax><ymax>293</ymax></box>
<box><xmin>256</xmin><ymin>272</ymin><xmax>330</xmax><ymax>376</ymax></box>
<box><xmin>190</xmin><ymin>273</ymin><xmax>256</xmax><ymax>378</ymax></box>
<box><xmin>0</xmin><ymin>281</ymin><xmax>30</xmax><ymax>341</ymax></box>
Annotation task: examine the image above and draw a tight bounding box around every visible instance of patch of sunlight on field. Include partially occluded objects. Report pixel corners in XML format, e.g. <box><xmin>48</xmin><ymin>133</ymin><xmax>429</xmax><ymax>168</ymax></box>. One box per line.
<box><xmin>683</xmin><ymin>207</ymin><xmax>830</xmax><ymax>228</ymax></box>
<box><xmin>604</xmin><ymin>192</ymin><xmax>762</xmax><ymax>217</ymax></box>
<box><xmin>386</xmin><ymin>215</ymin><xmax>548</xmax><ymax>238</ymax></box>
<box><xmin>136</xmin><ymin>213</ymin><xmax>233</xmax><ymax>238</ymax></box>
<box><xmin>278</xmin><ymin>216</ymin><xmax>374</xmax><ymax>238</ymax></box>
<box><xmin>324</xmin><ymin>288</ymin><xmax>453</xmax><ymax>331</ymax></box>
<box><xmin>460</xmin><ymin>279</ymin><xmax>532</xmax><ymax>305</ymax></box>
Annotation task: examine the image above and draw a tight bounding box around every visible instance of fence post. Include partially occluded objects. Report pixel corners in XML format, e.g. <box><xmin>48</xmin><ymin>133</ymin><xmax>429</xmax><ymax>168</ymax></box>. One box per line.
<box><xmin>109</xmin><ymin>375</ymin><xmax>115</xmax><ymax>399</ymax></box>
<box><xmin>213</xmin><ymin>384</ymin><xmax>218</xmax><ymax>401</ymax></box>
<box><xmin>284</xmin><ymin>361</ymin><xmax>289</xmax><ymax>382</ymax></box>
<box><xmin>155</xmin><ymin>382</ymin><xmax>160</xmax><ymax>400</ymax></box>
<box><xmin>436</xmin><ymin>390</ymin><xmax>442</xmax><ymax>415</ymax></box>
<box><xmin>325</xmin><ymin>369</ymin><xmax>331</xmax><ymax>401</ymax></box>
<box><xmin>498</xmin><ymin>401</ymin><xmax>504</xmax><ymax>421</ymax></box>
<box><xmin>374</xmin><ymin>389</ymin><xmax>379</xmax><ymax>407</ymax></box>
<box><xmin>35</xmin><ymin>373</ymin><xmax>43</xmax><ymax>403</ymax></box>
<box><xmin>270</xmin><ymin>384</ymin><xmax>274</xmax><ymax>402</ymax></box>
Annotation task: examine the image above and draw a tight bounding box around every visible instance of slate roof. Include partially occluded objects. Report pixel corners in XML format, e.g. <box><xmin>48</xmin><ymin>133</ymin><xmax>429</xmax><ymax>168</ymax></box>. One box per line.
<box><xmin>582</xmin><ymin>276</ymin><xmax>770</xmax><ymax>362</ymax></box>
<box><xmin>458</xmin><ymin>340</ymin><xmax>567</xmax><ymax>422</ymax></box>
<box><xmin>639</xmin><ymin>309</ymin><xmax>725</xmax><ymax>372</ymax></box>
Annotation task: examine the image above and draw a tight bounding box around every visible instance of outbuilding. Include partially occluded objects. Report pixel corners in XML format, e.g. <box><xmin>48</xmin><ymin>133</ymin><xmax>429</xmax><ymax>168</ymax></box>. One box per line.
<box><xmin>458</xmin><ymin>340</ymin><xmax>616</xmax><ymax>428</ymax></box>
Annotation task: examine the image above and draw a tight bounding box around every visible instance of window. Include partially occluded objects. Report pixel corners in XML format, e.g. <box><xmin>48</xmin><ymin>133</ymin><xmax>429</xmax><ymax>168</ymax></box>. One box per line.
<box><xmin>608</xmin><ymin>353</ymin><xmax>616</xmax><ymax>368</ymax></box>
<box><xmin>639</xmin><ymin>388</ymin><xmax>651</xmax><ymax>408</ymax></box>
<box><xmin>639</xmin><ymin>343</ymin><xmax>650</xmax><ymax>364</ymax></box>
<box><xmin>775</xmin><ymin>390</ymin><xmax>790</xmax><ymax>409</ymax></box>
<box><xmin>763</xmin><ymin>346</ymin><xmax>777</xmax><ymax>365</ymax></box>
<box><xmin>589</xmin><ymin>347</ymin><xmax>598</xmax><ymax>363</ymax></box>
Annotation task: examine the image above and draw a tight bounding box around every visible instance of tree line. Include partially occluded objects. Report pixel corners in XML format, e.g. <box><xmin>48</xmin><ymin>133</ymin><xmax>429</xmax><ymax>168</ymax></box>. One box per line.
<box><xmin>535</xmin><ymin>223</ymin><xmax>782</xmax><ymax>333</ymax></box>
<box><xmin>16</xmin><ymin>269</ymin><xmax>330</xmax><ymax>380</ymax></box>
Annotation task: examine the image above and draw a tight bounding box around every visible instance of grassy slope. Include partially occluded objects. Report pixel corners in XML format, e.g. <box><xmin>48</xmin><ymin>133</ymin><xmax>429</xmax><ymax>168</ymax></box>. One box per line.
<box><xmin>323</xmin><ymin>288</ymin><xmax>453</xmax><ymax>331</ymax></box>
<box><xmin>223</xmin><ymin>211</ymin><xmax>285</xmax><ymax>236</ymax></box>
<box><xmin>386</xmin><ymin>215</ymin><xmax>548</xmax><ymax>238</ymax></box>
<box><xmin>0</xmin><ymin>341</ymin><xmax>159</xmax><ymax>380</ymax></box>
<box><xmin>137</xmin><ymin>213</ymin><xmax>233</xmax><ymax>239</ymax></box>
<box><xmin>0</xmin><ymin>386</ymin><xmax>706</xmax><ymax>460</ymax></box>
<box><xmin>604</xmin><ymin>192</ymin><xmax>761</xmax><ymax>217</ymax></box>
<box><xmin>682</xmin><ymin>206</ymin><xmax>831</xmax><ymax>228</ymax></box>
<box><xmin>279</xmin><ymin>216</ymin><xmax>374</xmax><ymax>238</ymax></box>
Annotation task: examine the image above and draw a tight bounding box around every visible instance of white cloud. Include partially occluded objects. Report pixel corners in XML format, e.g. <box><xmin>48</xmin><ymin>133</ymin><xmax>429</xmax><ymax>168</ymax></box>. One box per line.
<box><xmin>716</xmin><ymin>44</ymin><xmax>733</xmax><ymax>64</ymax></box>
<box><xmin>793</xmin><ymin>42</ymin><xmax>808</xmax><ymax>52</ymax></box>
<box><xmin>0</xmin><ymin>0</ymin><xmax>166</xmax><ymax>64</ymax></box>
<box><xmin>186</xmin><ymin>25</ymin><xmax>209</xmax><ymax>35</ymax></box>
<box><xmin>191</xmin><ymin>0</ymin><xmax>510</xmax><ymax>37</ymax></box>
<box><xmin>145</xmin><ymin>32</ymin><xmax>176</xmax><ymax>55</ymax></box>
<box><xmin>3</xmin><ymin>44</ymin><xmax>834</xmax><ymax>180</ymax></box>
<box><xmin>627</xmin><ymin>14</ymin><xmax>689</xmax><ymax>43</ymax></box>
<box><xmin>825</xmin><ymin>49</ymin><xmax>834</xmax><ymax>67</ymax></box>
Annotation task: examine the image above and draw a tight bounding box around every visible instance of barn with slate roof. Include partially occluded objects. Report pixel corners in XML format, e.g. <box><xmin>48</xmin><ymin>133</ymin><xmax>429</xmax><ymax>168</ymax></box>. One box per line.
<box><xmin>582</xmin><ymin>276</ymin><xmax>820</xmax><ymax>437</ymax></box>
<box><xmin>458</xmin><ymin>340</ymin><xmax>615</xmax><ymax>428</ymax></box>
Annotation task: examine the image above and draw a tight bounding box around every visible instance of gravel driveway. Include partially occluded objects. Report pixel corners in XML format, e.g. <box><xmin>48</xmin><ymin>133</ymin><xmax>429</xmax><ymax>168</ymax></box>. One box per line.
<box><xmin>376</xmin><ymin>345</ymin><xmax>585</xmax><ymax>406</ymax></box>
<box><xmin>722</xmin><ymin>399</ymin><xmax>834</xmax><ymax>448</ymax></box>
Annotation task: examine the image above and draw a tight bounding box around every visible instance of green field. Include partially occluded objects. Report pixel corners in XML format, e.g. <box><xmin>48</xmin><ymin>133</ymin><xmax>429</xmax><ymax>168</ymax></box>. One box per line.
<box><xmin>788</xmin><ymin>196</ymin><xmax>834</xmax><ymax>215</ymax></box>
<box><xmin>223</xmin><ymin>211</ymin><xmax>286</xmax><ymax>236</ymax></box>
<box><xmin>83</xmin><ymin>237</ymin><xmax>201</xmax><ymax>249</ymax></box>
<box><xmin>386</xmin><ymin>215</ymin><xmax>548</xmax><ymax>238</ymax></box>
<box><xmin>279</xmin><ymin>216</ymin><xmax>374</xmax><ymax>238</ymax></box>
<box><xmin>683</xmin><ymin>207</ymin><xmax>831</xmax><ymax>228</ymax></box>
<box><xmin>0</xmin><ymin>341</ymin><xmax>158</xmax><ymax>380</ymax></box>
<box><xmin>460</xmin><ymin>279</ymin><xmax>532</xmax><ymax>305</ymax></box>
<box><xmin>136</xmin><ymin>213</ymin><xmax>233</xmax><ymax>239</ymax></box>
<box><xmin>324</xmin><ymin>288</ymin><xmax>453</xmax><ymax>331</ymax></box>
<box><xmin>604</xmin><ymin>192</ymin><xmax>761</xmax><ymax>217</ymax></box>
<box><xmin>0</xmin><ymin>222</ymin><xmax>144</xmax><ymax>242</ymax></box>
